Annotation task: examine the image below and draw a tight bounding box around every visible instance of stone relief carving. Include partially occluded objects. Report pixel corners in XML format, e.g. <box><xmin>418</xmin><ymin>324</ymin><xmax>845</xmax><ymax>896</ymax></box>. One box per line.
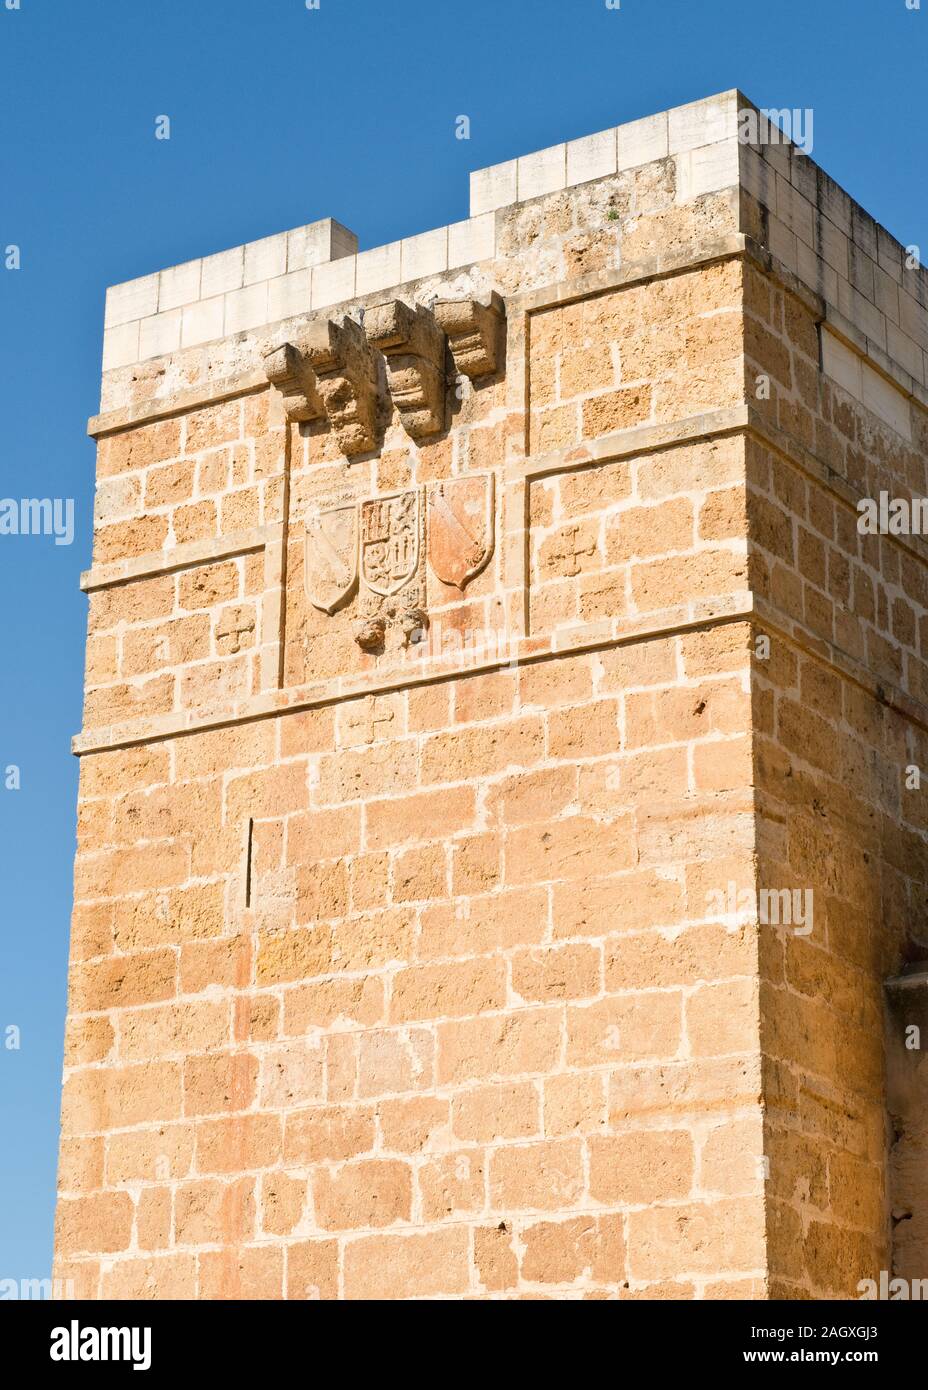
<box><xmin>364</xmin><ymin>299</ymin><xmax>448</xmax><ymax>440</ymax></box>
<box><xmin>302</xmin><ymin>476</ymin><xmax>496</xmax><ymax>654</ymax></box>
<box><xmin>304</xmin><ymin>503</ymin><xmax>358</xmax><ymax>615</ymax></box>
<box><xmin>427</xmin><ymin>474</ymin><xmax>495</xmax><ymax>590</ymax></box>
<box><xmin>263</xmin><ymin>315</ymin><xmax>380</xmax><ymax>456</ymax></box>
<box><xmin>355</xmin><ymin>488</ymin><xmax>427</xmax><ymax>652</ymax></box>
<box><xmin>269</xmin><ymin>294</ymin><xmax>506</xmax><ymax>656</ymax></box>
<box><xmin>265</xmin><ymin>294</ymin><xmax>507</xmax><ymax>452</ymax></box>
<box><xmin>432</xmin><ymin>293</ymin><xmax>506</xmax><ymax>380</ymax></box>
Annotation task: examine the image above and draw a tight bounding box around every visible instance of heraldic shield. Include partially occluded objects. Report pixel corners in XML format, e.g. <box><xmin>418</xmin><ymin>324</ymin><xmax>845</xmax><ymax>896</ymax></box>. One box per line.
<box><xmin>427</xmin><ymin>473</ymin><xmax>495</xmax><ymax>589</ymax></box>
<box><xmin>305</xmin><ymin>503</ymin><xmax>359</xmax><ymax>615</ymax></box>
<box><xmin>360</xmin><ymin>489</ymin><xmax>421</xmax><ymax>598</ymax></box>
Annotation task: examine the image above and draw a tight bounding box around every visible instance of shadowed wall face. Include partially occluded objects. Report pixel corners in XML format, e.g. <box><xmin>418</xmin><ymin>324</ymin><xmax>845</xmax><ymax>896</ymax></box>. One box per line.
<box><xmin>54</xmin><ymin>93</ymin><xmax>928</xmax><ymax>1299</ymax></box>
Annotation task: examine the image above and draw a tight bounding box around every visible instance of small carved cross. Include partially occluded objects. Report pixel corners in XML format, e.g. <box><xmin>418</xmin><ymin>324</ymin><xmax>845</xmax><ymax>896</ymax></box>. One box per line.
<box><xmin>344</xmin><ymin>695</ymin><xmax>396</xmax><ymax>745</ymax></box>
<box><xmin>556</xmin><ymin>524</ymin><xmax>597</xmax><ymax>578</ymax></box>
<box><xmin>216</xmin><ymin>606</ymin><xmax>255</xmax><ymax>655</ymax></box>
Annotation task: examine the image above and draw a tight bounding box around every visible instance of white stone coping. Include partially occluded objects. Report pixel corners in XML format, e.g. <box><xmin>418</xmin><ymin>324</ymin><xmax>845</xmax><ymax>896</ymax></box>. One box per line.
<box><xmin>100</xmin><ymin>92</ymin><xmax>750</xmax><ymax>375</ymax></box>
<box><xmin>98</xmin><ymin>89</ymin><xmax>928</xmax><ymax>396</ymax></box>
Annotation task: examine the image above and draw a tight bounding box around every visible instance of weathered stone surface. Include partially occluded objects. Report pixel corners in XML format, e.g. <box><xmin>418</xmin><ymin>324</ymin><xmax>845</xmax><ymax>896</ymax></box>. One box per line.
<box><xmin>427</xmin><ymin>474</ymin><xmax>495</xmax><ymax>590</ymax></box>
<box><xmin>61</xmin><ymin>93</ymin><xmax>928</xmax><ymax>1302</ymax></box>
<box><xmin>265</xmin><ymin>316</ymin><xmax>380</xmax><ymax>456</ymax></box>
<box><xmin>365</xmin><ymin>299</ymin><xmax>447</xmax><ymax>439</ymax></box>
<box><xmin>433</xmin><ymin>292</ymin><xmax>505</xmax><ymax>379</ymax></box>
<box><xmin>262</xmin><ymin>341</ymin><xmax>323</xmax><ymax>424</ymax></box>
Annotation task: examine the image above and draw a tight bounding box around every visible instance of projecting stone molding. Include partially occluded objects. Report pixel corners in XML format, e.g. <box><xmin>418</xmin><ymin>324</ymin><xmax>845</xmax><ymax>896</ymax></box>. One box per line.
<box><xmin>263</xmin><ymin>315</ymin><xmax>380</xmax><ymax>456</ymax></box>
<box><xmin>264</xmin><ymin>295</ymin><xmax>508</xmax><ymax>452</ymax></box>
<box><xmin>364</xmin><ymin>299</ymin><xmax>448</xmax><ymax>440</ymax></box>
<box><xmin>433</xmin><ymin>292</ymin><xmax>505</xmax><ymax>380</ymax></box>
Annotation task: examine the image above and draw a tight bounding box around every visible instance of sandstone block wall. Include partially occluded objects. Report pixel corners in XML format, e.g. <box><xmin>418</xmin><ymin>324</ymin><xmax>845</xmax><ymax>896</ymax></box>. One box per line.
<box><xmin>55</xmin><ymin>92</ymin><xmax>928</xmax><ymax>1299</ymax></box>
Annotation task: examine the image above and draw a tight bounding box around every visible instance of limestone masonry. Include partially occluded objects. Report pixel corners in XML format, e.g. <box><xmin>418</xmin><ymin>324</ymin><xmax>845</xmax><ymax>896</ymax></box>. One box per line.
<box><xmin>55</xmin><ymin>91</ymin><xmax>928</xmax><ymax>1299</ymax></box>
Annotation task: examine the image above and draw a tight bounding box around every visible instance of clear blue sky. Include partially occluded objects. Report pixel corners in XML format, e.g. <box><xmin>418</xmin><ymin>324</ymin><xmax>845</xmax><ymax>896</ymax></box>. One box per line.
<box><xmin>0</xmin><ymin>0</ymin><xmax>924</xmax><ymax>1284</ymax></box>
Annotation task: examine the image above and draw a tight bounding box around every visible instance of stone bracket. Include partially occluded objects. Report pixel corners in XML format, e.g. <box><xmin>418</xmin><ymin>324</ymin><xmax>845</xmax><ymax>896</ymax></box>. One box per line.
<box><xmin>264</xmin><ymin>316</ymin><xmax>380</xmax><ymax>456</ymax></box>
<box><xmin>433</xmin><ymin>292</ymin><xmax>506</xmax><ymax>380</ymax></box>
<box><xmin>263</xmin><ymin>342</ymin><xmax>324</xmax><ymax>424</ymax></box>
<box><xmin>365</xmin><ymin>299</ymin><xmax>448</xmax><ymax>440</ymax></box>
<box><xmin>233</xmin><ymin>296</ymin><xmax>507</xmax><ymax>453</ymax></box>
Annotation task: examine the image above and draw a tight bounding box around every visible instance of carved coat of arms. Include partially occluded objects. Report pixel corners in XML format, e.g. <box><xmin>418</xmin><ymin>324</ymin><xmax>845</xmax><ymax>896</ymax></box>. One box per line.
<box><xmin>427</xmin><ymin>474</ymin><xmax>494</xmax><ymax>590</ymax></box>
<box><xmin>304</xmin><ymin>476</ymin><xmax>495</xmax><ymax>654</ymax></box>
<box><xmin>304</xmin><ymin>503</ymin><xmax>358</xmax><ymax>615</ymax></box>
<box><xmin>360</xmin><ymin>490</ymin><xmax>421</xmax><ymax>596</ymax></box>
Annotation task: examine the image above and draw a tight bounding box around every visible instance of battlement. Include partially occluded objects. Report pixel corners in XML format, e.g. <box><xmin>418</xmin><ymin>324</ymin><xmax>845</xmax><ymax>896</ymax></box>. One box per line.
<box><xmin>100</xmin><ymin>90</ymin><xmax>928</xmax><ymax>424</ymax></box>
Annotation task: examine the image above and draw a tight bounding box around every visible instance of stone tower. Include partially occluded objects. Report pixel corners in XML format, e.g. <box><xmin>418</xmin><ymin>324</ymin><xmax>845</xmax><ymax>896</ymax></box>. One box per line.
<box><xmin>55</xmin><ymin>91</ymin><xmax>928</xmax><ymax>1299</ymax></box>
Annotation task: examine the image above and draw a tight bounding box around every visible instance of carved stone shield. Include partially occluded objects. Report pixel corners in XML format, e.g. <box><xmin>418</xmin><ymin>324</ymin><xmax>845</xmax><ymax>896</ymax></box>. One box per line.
<box><xmin>305</xmin><ymin>503</ymin><xmax>358</xmax><ymax>614</ymax></box>
<box><xmin>360</xmin><ymin>489</ymin><xmax>422</xmax><ymax>597</ymax></box>
<box><xmin>427</xmin><ymin>473</ymin><xmax>495</xmax><ymax>589</ymax></box>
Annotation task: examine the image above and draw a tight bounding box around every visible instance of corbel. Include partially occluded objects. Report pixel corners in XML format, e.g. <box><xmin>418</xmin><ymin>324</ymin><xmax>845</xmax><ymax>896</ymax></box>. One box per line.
<box><xmin>365</xmin><ymin>299</ymin><xmax>447</xmax><ymax>440</ymax></box>
<box><xmin>263</xmin><ymin>316</ymin><xmax>381</xmax><ymax>456</ymax></box>
<box><xmin>262</xmin><ymin>342</ymin><xmax>323</xmax><ymax>424</ymax></box>
<box><xmin>432</xmin><ymin>291</ymin><xmax>505</xmax><ymax>379</ymax></box>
